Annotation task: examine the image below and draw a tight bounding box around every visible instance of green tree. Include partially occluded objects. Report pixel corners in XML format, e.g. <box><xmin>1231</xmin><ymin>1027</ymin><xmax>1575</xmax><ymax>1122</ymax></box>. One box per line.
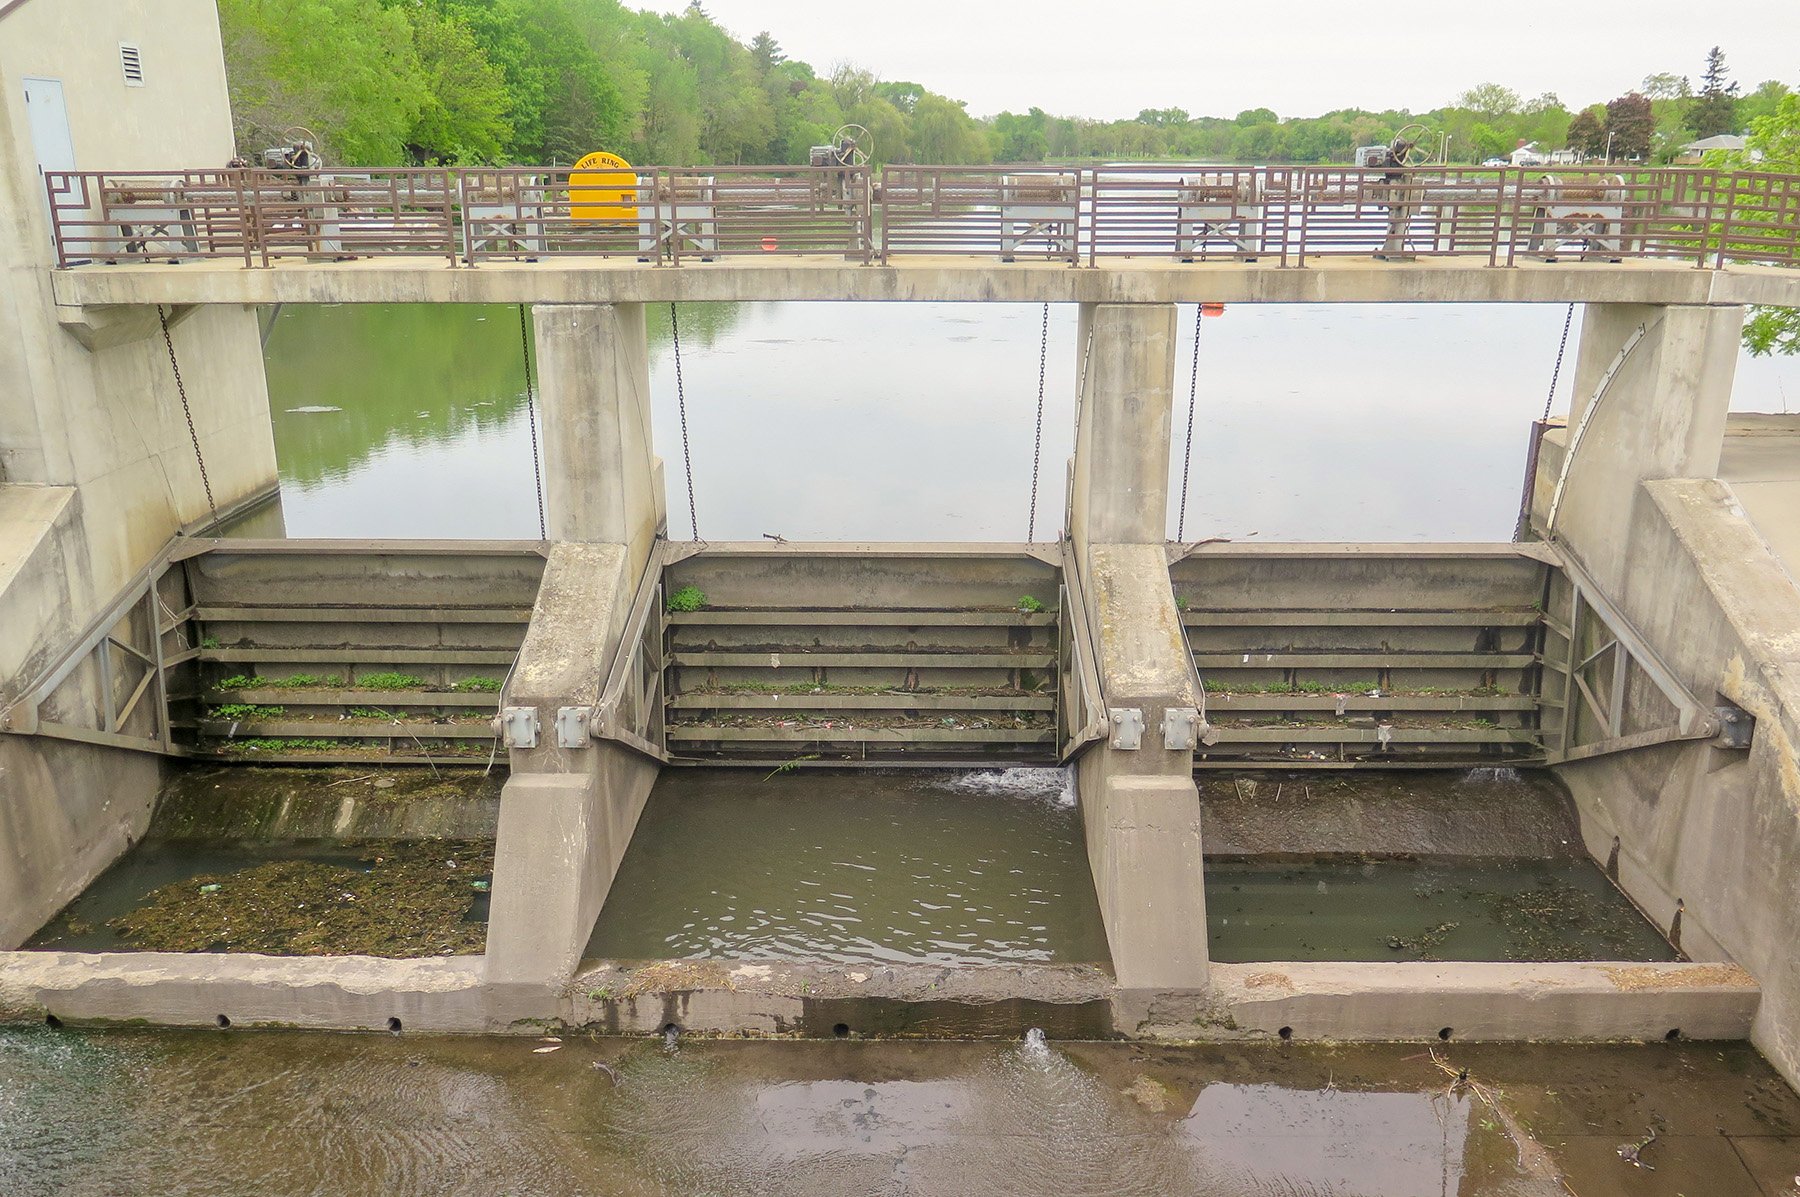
<box><xmin>1640</xmin><ymin>72</ymin><xmax>1690</xmax><ymax>101</ymax></box>
<box><xmin>1458</xmin><ymin>83</ymin><xmax>1521</xmax><ymax>118</ymax></box>
<box><xmin>906</xmin><ymin>94</ymin><xmax>993</xmax><ymax>163</ymax></box>
<box><xmin>1687</xmin><ymin>46</ymin><xmax>1740</xmax><ymax>138</ymax></box>
<box><xmin>749</xmin><ymin>31</ymin><xmax>783</xmax><ymax>72</ymax></box>
<box><xmin>993</xmin><ymin>109</ymin><xmax>1049</xmax><ymax>161</ymax></box>
<box><xmin>1717</xmin><ymin>94</ymin><xmax>1800</xmax><ymax>356</ymax></box>
<box><xmin>220</xmin><ymin>0</ymin><xmax>428</xmax><ymax>164</ymax></box>
<box><xmin>404</xmin><ymin>6</ymin><xmax>511</xmax><ymax>163</ymax></box>
<box><xmin>449</xmin><ymin>0</ymin><xmax>633</xmax><ymax>163</ymax></box>
<box><xmin>1741</xmin><ymin>81</ymin><xmax>1793</xmax><ymax>129</ymax></box>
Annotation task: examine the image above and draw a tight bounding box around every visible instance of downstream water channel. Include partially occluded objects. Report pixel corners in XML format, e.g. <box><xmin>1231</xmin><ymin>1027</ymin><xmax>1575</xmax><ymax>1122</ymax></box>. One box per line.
<box><xmin>5</xmin><ymin>1026</ymin><xmax>1798</xmax><ymax>1196</ymax></box>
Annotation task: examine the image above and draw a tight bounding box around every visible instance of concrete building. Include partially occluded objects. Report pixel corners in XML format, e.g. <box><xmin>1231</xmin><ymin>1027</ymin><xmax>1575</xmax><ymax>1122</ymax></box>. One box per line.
<box><xmin>0</xmin><ymin>0</ymin><xmax>276</xmax><ymax>945</ymax></box>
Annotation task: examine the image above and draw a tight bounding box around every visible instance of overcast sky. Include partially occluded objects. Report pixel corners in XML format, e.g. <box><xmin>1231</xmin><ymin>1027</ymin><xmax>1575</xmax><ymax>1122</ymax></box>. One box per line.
<box><xmin>648</xmin><ymin>1</ymin><xmax>1797</xmax><ymax>119</ymax></box>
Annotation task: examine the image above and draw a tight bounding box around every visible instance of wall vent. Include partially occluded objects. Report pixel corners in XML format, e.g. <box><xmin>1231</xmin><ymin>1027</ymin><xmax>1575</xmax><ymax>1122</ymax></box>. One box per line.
<box><xmin>119</xmin><ymin>43</ymin><xmax>145</xmax><ymax>87</ymax></box>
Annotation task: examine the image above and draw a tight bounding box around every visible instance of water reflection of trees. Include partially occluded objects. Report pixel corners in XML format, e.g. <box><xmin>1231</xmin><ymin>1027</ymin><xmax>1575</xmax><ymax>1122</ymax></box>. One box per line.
<box><xmin>263</xmin><ymin>302</ymin><xmax>744</xmax><ymax>486</ymax></box>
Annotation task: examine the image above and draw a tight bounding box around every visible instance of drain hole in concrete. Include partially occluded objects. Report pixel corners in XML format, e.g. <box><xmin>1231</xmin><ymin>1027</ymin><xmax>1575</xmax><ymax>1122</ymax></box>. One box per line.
<box><xmin>1665</xmin><ymin>1027</ymin><xmax>1682</xmax><ymax>1041</ymax></box>
<box><xmin>216</xmin><ymin>1014</ymin><xmax>232</xmax><ymax>1029</ymax></box>
<box><xmin>388</xmin><ymin>1017</ymin><xmax>403</xmax><ymax>1034</ymax></box>
<box><xmin>1437</xmin><ymin>1027</ymin><xmax>1453</xmax><ymax>1041</ymax></box>
<box><xmin>832</xmin><ymin>1023</ymin><xmax>850</xmax><ymax>1038</ymax></box>
<box><xmin>1278</xmin><ymin>1026</ymin><xmax>1293</xmax><ymax>1041</ymax></box>
<box><xmin>44</xmin><ymin>1014</ymin><xmax>62</xmax><ymax>1030</ymax></box>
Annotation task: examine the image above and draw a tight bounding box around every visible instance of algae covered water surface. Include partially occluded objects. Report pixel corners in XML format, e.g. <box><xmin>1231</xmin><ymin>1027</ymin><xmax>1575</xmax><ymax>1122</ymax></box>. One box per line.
<box><xmin>28</xmin><ymin>840</ymin><xmax>493</xmax><ymax>956</ymax></box>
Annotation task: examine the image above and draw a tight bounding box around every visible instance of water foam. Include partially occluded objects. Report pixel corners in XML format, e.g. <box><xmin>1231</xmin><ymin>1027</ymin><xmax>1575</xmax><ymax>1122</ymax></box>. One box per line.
<box><xmin>940</xmin><ymin>767</ymin><xmax>1076</xmax><ymax>807</ymax></box>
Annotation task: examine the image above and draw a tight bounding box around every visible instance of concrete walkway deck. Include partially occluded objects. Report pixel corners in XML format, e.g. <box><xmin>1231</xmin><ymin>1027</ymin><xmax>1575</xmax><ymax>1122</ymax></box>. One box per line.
<box><xmin>50</xmin><ymin>254</ymin><xmax>1800</xmax><ymax>309</ymax></box>
<box><xmin>1721</xmin><ymin>415</ymin><xmax>1800</xmax><ymax>585</ymax></box>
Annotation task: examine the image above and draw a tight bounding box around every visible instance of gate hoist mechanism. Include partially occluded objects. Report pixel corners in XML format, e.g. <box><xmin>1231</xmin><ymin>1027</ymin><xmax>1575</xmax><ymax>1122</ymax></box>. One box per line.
<box><xmin>1354</xmin><ymin>123</ymin><xmax>1435</xmax><ymax>168</ymax></box>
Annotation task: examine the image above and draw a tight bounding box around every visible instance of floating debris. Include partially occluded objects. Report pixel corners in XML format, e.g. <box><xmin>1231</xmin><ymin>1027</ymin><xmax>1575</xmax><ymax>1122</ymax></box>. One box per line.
<box><xmin>109</xmin><ymin>842</ymin><xmax>494</xmax><ymax>956</ymax></box>
<box><xmin>1618</xmin><ymin>1127</ymin><xmax>1660</xmax><ymax>1170</ymax></box>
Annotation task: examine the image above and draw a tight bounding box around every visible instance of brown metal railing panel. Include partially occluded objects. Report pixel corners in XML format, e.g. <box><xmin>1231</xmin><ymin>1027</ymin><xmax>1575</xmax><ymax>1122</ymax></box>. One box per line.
<box><xmin>880</xmin><ymin>166</ymin><xmax>1083</xmax><ymax>262</ymax></box>
<box><xmin>44</xmin><ymin>163</ymin><xmax>1800</xmax><ymax>271</ymax></box>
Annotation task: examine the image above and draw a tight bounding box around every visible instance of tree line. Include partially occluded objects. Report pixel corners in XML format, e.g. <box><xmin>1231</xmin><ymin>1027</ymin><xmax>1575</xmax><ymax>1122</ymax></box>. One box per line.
<box><xmin>221</xmin><ymin>4</ymin><xmax>1790</xmax><ymax>172</ymax></box>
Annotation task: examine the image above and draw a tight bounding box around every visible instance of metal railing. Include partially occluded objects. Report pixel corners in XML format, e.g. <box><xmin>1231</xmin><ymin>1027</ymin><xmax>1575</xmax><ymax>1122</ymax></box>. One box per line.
<box><xmin>43</xmin><ymin>163</ymin><xmax>1800</xmax><ymax>270</ymax></box>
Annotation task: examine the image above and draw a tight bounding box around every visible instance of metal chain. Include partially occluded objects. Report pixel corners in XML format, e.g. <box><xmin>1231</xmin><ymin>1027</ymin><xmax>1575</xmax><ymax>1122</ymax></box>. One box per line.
<box><xmin>1541</xmin><ymin>302</ymin><xmax>1575</xmax><ymax>422</ymax></box>
<box><xmin>1026</xmin><ymin>303</ymin><xmax>1049</xmax><ymax>542</ymax></box>
<box><xmin>669</xmin><ymin>303</ymin><xmax>700</xmax><ymax>541</ymax></box>
<box><xmin>1177</xmin><ymin>304</ymin><xmax>1202</xmax><ymax>542</ymax></box>
<box><xmin>158</xmin><ymin>306</ymin><xmax>219</xmax><ymax>531</ymax></box>
<box><xmin>517</xmin><ymin>305</ymin><xmax>547</xmax><ymax>540</ymax></box>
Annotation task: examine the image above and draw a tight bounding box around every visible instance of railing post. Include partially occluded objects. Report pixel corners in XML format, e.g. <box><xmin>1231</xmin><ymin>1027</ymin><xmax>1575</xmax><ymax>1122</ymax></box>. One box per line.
<box><xmin>1712</xmin><ymin>171</ymin><xmax>1738</xmax><ymax>271</ymax></box>
<box><xmin>1486</xmin><ymin>168</ymin><xmax>1507</xmax><ymax>267</ymax></box>
<box><xmin>440</xmin><ymin>169</ymin><xmax>456</xmax><ymax>266</ymax></box>
<box><xmin>860</xmin><ymin>165</ymin><xmax>873</xmax><ymax>265</ymax></box>
<box><xmin>878</xmin><ymin>169</ymin><xmax>891</xmax><ymax>265</ymax></box>
<box><xmin>1082</xmin><ymin>167</ymin><xmax>1096</xmax><ymax>267</ymax></box>
<box><xmin>1293</xmin><ymin>168</ymin><xmax>1311</xmax><ymax>268</ymax></box>
<box><xmin>1503</xmin><ymin>168</ymin><xmax>1524</xmax><ymax>267</ymax></box>
<box><xmin>44</xmin><ymin>173</ymin><xmax>71</xmax><ymax>267</ymax></box>
<box><xmin>662</xmin><ymin>170</ymin><xmax>679</xmax><ymax>268</ymax></box>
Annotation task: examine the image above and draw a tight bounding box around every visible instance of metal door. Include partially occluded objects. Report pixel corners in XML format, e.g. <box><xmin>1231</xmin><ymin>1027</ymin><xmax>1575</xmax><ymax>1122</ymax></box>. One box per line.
<box><xmin>22</xmin><ymin>76</ymin><xmax>75</xmax><ymax>240</ymax></box>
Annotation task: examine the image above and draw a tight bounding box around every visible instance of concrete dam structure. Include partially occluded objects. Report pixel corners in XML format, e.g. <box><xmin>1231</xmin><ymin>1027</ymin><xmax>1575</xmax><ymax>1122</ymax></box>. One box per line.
<box><xmin>7</xmin><ymin>0</ymin><xmax>1800</xmax><ymax>1106</ymax></box>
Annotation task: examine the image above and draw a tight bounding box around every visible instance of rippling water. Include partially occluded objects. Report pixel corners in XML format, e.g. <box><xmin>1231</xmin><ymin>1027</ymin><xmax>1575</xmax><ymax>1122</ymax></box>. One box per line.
<box><xmin>585</xmin><ymin>768</ymin><xmax>1108</xmax><ymax>966</ymax></box>
<box><xmin>256</xmin><ymin>302</ymin><xmax>1800</xmax><ymax>543</ymax></box>
<box><xmin>4</xmin><ymin>1028</ymin><xmax>1797</xmax><ymax>1196</ymax></box>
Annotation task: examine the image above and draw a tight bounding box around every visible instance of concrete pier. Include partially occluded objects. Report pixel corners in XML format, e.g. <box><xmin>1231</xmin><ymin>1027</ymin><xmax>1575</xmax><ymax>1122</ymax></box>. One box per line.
<box><xmin>531</xmin><ymin>303</ymin><xmax>664</xmax><ymax>572</ymax></box>
<box><xmin>485</xmin><ymin>543</ymin><xmax>660</xmax><ymax>1012</ymax></box>
<box><xmin>1066</xmin><ymin>302</ymin><xmax>1211</xmax><ymax>1009</ymax></box>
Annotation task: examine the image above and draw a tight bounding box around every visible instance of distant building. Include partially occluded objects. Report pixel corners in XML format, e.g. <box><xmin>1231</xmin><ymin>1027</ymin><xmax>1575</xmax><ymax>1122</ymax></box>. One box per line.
<box><xmin>1675</xmin><ymin>134</ymin><xmax>1755</xmax><ymax>165</ymax></box>
<box><xmin>1509</xmin><ymin>142</ymin><xmax>1549</xmax><ymax>167</ymax></box>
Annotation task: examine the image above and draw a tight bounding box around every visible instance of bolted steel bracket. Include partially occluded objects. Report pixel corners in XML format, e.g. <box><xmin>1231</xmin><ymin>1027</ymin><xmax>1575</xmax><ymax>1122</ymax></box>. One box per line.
<box><xmin>496</xmin><ymin>706</ymin><xmax>540</xmax><ymax>749</ymax></box>
<box><xmin>1161</xmin><ymin>707</ymin><xmax>1201</xmax><ymax>751</ymax></box>
<box><xmin>555</xmin><ymin>706</ymin><xmax>592</xmax><ymax>748</ymax></box>
<box><xmin>1712</xmin><ymin>703</ymin><xmax>1755</xmax><ymax>750</ymax></box>
<box><xmin>1108</xmin><ymin>707</ymin><xmax>1145</xmax><ymax>750</ymax></box>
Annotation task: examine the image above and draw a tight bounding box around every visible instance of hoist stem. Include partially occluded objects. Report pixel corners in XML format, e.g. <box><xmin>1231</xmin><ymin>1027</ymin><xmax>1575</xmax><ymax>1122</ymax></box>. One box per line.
<box><xmin>158</xmin><ymin>305</ymin><xmax>219</xmax><ymax>532</ymax></box>
<box><xmin>1026</xmin><ymin>303</ymin><xmax>1049</xmax><ymax>542</ymax></box>
<box><xmin>1177</xmin><ymin>304</ymin><xmax>1202</xmax><ymax>543</ymax></box>
<box><xmin>517</xmin><ymin>305</ymin><xmax>547</xmax><ymax>540</ymax></box>
<box><xmin>670</xmin><ymin>303</ymin><xmax>700</xmax><ymax>541</ymax></box>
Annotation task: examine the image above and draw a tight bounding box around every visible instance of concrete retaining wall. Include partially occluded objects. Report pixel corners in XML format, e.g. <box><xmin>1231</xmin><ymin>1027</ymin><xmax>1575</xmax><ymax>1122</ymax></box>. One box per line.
<box><xmin>0</xmin><ymin>951</ymin><xmax>1756</xmax><ymax>1043</ymax></box>
<box><xmin>1545</xmin><ymin>478</ymin><xmax>1800</xmax><ymax>1086</ymax></box>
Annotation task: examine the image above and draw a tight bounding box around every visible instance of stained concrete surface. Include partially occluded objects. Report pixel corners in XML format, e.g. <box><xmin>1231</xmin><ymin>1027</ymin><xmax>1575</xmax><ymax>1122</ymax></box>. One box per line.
<box><xmin>1720</xmin><ymin>414</ymin><xmax>1800</xmax><ymax>585</ymax></box>
<box><xmin>4</xmin><ymin>1028</ymin><xmax>1799</xmax><ymax>1196</ymax></box>
<box><xmin>1198</xmin><ymin>768</ymin><xmax>1582</xmax><ymax>859</ymax></box>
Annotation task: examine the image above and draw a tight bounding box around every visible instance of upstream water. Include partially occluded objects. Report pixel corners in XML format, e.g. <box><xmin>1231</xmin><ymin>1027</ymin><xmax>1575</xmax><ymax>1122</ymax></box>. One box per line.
<box><xmin>255</xmin><ymin>302</ymin><xmax>1800</xmax><ymax>543</ymax></box>
<box><xmin>4</xmin><ymin>1027</ymin><xmax>1798</xmax><ymax>1196</ymax></box>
